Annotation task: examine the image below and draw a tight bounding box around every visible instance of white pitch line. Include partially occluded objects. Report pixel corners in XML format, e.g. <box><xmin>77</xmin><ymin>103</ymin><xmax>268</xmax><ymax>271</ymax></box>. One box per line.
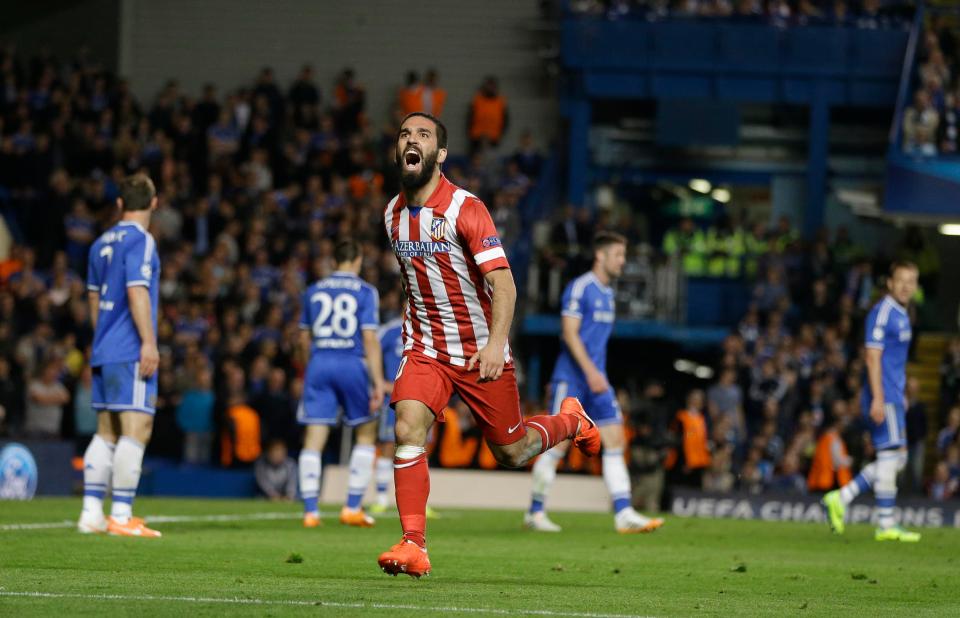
<box><xmin>0</xmin><ymin>510</ymin><xmax>396</xmax><ymax>532</ymax></box>
<box><xmin>0</xmin><ymin>591</ymin><xmax>650</xmax><ymax>618</ymax></box>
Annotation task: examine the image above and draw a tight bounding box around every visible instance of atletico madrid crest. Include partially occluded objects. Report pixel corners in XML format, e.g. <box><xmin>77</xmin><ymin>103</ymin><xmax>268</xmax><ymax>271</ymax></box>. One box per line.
<box><xmin>430</xmin><ymin>217</ymin><xmax>446</xmax><ymax>241</ymax></box>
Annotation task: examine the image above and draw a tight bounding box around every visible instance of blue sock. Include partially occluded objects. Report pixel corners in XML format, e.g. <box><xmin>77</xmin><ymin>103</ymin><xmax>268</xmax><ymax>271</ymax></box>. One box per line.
<box><xmin>304</xmin><ymin>496</ymin><xmax>318</xmax><ymax>514</ymax></box>
<box><xmin>613</xmin><ymin>496</ymin><xmax>631</xmax><ymax>514</ymax></box>
<box><xmin>530</xmin><ymin>498</ymin><xmax>545</xmax><ymax>514</ymax></box>
<box><xmin>346</xmin><ymin>492</ymin><xmax>363</xmax><ymax>510</ymax></box>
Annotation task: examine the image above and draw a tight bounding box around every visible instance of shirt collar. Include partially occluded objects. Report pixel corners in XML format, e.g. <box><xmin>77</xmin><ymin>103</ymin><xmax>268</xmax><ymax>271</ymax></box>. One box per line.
<box><xmin>406</xmin><ymin>174</ymin><xmax>451</xmax><ymax>210</ymax></box>
<box><xmin>884</xmin><ymin>294</ymin><xmax>908</xmax><ymax>314</ymax></box>
<box><xmin>118</xmin><ymin>220</ymin><xmax>145</xmax><ymax>233</ymax></box>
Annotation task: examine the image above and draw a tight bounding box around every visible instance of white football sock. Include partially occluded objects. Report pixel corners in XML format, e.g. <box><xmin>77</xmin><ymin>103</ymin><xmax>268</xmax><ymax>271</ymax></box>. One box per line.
<box><xmin>839</xmin><ymin>461</ymin><xmax>877</xmax><ymax>505</ymax></box>
<box><xmin>530</xmin><ymin>447</ymin><xmax>564</xmax><ymax>512</ymax></box>
<box><xmin>110</xmin><ymin>436</ymin><xmax>145</xmax><ymax>522</ymax></box>
<box><xmin>874</xmin><ymin>451</ymin><xmax>900</xmax><ymax>530</ymax></box>
<box><xmin>82</xmin><ymin>435</ymin><xmax>115</xmax><ymax>519</ymax></box>
<box><xmin>345</xmin><ymin>444</ymin><xmax>376</xmax><ymax>510</ymax></box>
<box><xmin>299</xmin><ymin>449</ymin><xmax>321</xmax><ymax>515</ymax></box>
<box><xmin>602</xmin><ymin>448</ymin><xmax>633</xmax><ymax>515</ymax></box>
<box><xmin>375</xmin><ymin>456</ymin><xmax>393</xmax><ymax>504</ymax></box>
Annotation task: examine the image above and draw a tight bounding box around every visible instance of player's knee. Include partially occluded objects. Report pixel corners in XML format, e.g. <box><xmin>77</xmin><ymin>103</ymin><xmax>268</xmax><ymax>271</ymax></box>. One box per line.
<box><xmin>124</xmin><ymin>414</ymin><xmax>153</xmax><ymax>443</ymax></box>
<box><xmin>599</xmin><ymin>425</ymin><xmax>625</xmax><ymax>450</ymax></box>
<box><xmin>394</xmin><ymin>406</ymin><xmax>431</xmax><ymax>446</ymax></box>
<box><xmin>354</xmin><ymin>420</ymin><xmax>378</xmax><ymax>445</ymax></box>
<box><xmin>96</xmin><ymin>413</ymin><xmax>119</xmax><ymax>443</ymax></box>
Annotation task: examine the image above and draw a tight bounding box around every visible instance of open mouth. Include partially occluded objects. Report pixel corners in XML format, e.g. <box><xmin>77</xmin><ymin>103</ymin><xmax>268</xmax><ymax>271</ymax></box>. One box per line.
<box><xmin>403</xmin><ymin>149</ymin><xmax>422</xmax><ymax>170</ymax></box>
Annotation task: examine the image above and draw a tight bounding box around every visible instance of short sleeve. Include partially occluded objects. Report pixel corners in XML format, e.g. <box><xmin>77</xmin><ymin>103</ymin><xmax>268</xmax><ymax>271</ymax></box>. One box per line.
<box><xmin>124</xmin><ymin>232</ymin><xmax>154</xmax><ymax>288</ymax></box>
<box><xmin>457</xmin><ymin>198</ymin><xmax>510</xmax><ymax>274</ymax></box>
<box><xmin>560</xmin><ymin>280</ymin><xmax>584</xmax><ymax>319</ymax></box>
<box><xmin>360</xmin><ymin>286</ymin><xmax>380</xmax><ymax>331</ymax></box>
<box><xmin>864</xmin><ymin>305</ymin><xmax>885</xmax><ymax>350</ymax></box>
<box><xmin>299</xmin><ymin>290</ymin><xmax>311</xmax><ymax>330</ymax></box>
<box><xmin>86</xmin><ymin>244</ymin><xmax>100</xmax><ymax>292</ymax></box>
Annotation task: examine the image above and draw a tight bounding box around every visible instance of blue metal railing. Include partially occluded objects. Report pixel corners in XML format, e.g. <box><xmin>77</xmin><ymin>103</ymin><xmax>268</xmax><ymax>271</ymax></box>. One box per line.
<box><xmin>888</xmin><ymin>1</ymin><xmax>926</xmax><ymax>154</ymax></box>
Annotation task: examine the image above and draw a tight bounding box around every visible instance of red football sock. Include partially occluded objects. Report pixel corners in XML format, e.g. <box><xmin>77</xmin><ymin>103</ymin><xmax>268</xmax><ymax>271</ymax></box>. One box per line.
<box><xmin>394</xmin><ymin>452</ymin><xmax>429</xmax><ymax>547</ymax></box>
<box><xmin>524</xmin><ymin>414</ymin><xmax>580</xmax><ymax>453</ymax></box>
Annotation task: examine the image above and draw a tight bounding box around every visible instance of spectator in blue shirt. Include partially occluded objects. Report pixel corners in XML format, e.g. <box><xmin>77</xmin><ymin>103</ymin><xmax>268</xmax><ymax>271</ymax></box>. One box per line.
<box><xmin>176</xmin><ymin>367</ymin><xmax>216</xmax><ymax>464</ymax></box>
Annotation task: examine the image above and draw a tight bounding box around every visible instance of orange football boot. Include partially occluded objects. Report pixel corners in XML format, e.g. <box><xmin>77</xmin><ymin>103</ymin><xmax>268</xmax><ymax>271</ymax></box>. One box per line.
<box><xmin>618</xmin><ymin>517</ymin><xmax>665</xmax><ymax>534</ymax></box>
<box><xmin>303</xmin><ymin>513</ymin><xmax>322</xmax><ymax>528</ymax></box>
<box><xmin>339</xmin><ymin>507</ymin><xmax>375</xmax><ymax>528</ymax></box>
<box><xmin>560</xmin><ymin>397</ymin><xmax>601</xmax><ymax>457</ymax></box>
<box><xmin>378</xmin><ymin>539</ymin><xmax>431</xmax><ymax>578</ymax></box>
<box><xmin>107</xmin><ymin>516</ymin><xmax>162</xmax><ymax>538</ymax></box>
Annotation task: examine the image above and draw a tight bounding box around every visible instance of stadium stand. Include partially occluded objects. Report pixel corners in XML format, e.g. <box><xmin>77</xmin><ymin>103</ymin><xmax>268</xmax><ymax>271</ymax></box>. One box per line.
<box><xmin>1</xmin><ymin>1</ymin><xmax>959</xmax><ymax>511</ymax></box>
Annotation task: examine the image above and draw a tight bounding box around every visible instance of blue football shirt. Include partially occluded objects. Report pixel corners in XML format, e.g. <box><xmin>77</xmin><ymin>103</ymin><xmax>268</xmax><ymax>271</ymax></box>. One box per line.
<box><xmin>551</xmin><ymin>272</ymin><xmax>615</xmax><ymax>382</ymax></box>
<box><xmin>378</xmin><ymin>317</ymin><xmax>405</xmax><ymax>382</ymax></box>
<box><xmin>299</xmin><ymin>271</ymin><xmax>379</xmax><ymax>359</ymax></box>
<box><xmin>87</xmin><ymin>221</ymin><xmax>160</xmax><ymax>367</ymax></box>
<box><xmin>862</xmin><ymin>295</ymin><xmax>911</xmax><ymax>407</ymax></box>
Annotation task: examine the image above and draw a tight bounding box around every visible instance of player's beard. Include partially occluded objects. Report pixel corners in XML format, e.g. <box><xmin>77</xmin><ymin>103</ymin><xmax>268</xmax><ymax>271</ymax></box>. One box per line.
<box><xmin>398</xmin><ymin>147</ymin><xmax>439</xmax><ymax>191</ymax></box>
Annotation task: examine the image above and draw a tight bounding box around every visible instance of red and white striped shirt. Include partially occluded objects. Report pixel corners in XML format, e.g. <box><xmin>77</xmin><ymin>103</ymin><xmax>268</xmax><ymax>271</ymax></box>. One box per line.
<box><xmin>384</xmin><ymin>174</ymin><xmax>512</xmax><ymax>367</ymax></box>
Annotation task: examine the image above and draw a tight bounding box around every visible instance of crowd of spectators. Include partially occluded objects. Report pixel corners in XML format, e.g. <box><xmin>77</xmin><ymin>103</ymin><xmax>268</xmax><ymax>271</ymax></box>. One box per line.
<box><xmin>0</xmin><ymin>43</ymin><xmax>540</xmax><ymax>466</ymax></box>
<box><xmin>567</xmin><ymin>0</ymin><xmax>913</xmax><ymax>28</ymax></box>
<box><xmin>0</xmin><ymin>41</ymin><xmax>956</xmax><ymax>506</ymax></box>
<box><xmin>902</xmin><ymin>16</ymin><xmax>960</xmax><ymax>155</ymax></box>
<box><xmin>628</xmin><ymin>218</ymin><xmax>958</xmax><ymax>505</ymax></box>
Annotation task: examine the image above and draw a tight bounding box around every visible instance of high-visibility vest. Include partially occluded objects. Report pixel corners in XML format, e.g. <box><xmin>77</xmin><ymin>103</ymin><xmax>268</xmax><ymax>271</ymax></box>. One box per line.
<box><xmin>663</xmin><ymin>229</ymin><xmax>707</xmax><ymax>276</ymax></box>
<box><xmin>705</xmin><ymin>228</ymin><xmax>746</xmax><ymax>278</ymax></box>
<box><xmin>437</xmin><ymin>406</ymin><xmax>497</xmax><ymax>469</ymax></box>
<box><xmin>399</xmin><ymin>86</ymin><xmax>447</xmax><ymax>117</ymax></box>
<box><xmin>220</xmin><ymin>404</ymin><xmax>262</xmax><ymax>466</ymax></box>
<box><xmin>398</xmin><ymin>85</ymin><xmax>424</xmax><ymax>117</ymax></box>
<box><xmin>743</xmin><ymin>233</ymin><xmax>769</xmax><ymax>279</ymax></box>
<box><xmin>423</xmin><ymin>87</ymin><xmax>446</xmax><ymax>117</ymax></box>
<box><xmin>469</xmin><ymin>93</ymin><xmax>506</xmax><ymax>142</ymax></box>
<box><xmin>672</xmin><ymin>409</ymin><xmax>711</xmax><ymax>470</ymax></box>
<box><xmin>807</xmin><ymin>429</ymin><xmax>852</xmax><ymax>491</ymax></box>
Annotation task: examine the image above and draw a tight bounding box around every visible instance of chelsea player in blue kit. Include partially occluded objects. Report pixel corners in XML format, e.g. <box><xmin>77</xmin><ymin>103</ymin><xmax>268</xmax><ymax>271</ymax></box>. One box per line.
<box><xmin>298</xmin><ymin>240</ymin><xmax>385</xmax><ymax>528</ymax></box>
<box><xmin>524</xmin><ymin>232</ymin><xmax>664</xmax><ymax>534</ymax></box>
<box><xmin>369</xmin><ymin>314</ymin><xmax>404</xmax><ymax>513</ymax></box>
<box><xmin>77</xmin><ymin>174</ymin><xmax>162</xmax><ymax>538</ymax></box>
<box><xmin>823</xmin><ymin>261</ymin><xmax>921</xmax><ymax>542</ymax></box>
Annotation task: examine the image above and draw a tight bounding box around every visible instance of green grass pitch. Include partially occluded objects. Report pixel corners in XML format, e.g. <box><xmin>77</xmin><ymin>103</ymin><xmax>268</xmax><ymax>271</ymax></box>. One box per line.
<box><xmin>1</xmin><ymin>498</ymin><xmax>958</xmax><ymax>617</ymax></box>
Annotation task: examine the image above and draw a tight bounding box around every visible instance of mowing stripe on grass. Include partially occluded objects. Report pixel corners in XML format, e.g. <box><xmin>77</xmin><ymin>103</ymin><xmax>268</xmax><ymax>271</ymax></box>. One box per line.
<box><xmin>0</xmin><ymin>510</ymin><xmax>398</xmax><ymax>532</ymax></box>
<box><xmin>0</xmin><ymin>591</ymin><xmax>650</xmax><ymax>618</ymax></box>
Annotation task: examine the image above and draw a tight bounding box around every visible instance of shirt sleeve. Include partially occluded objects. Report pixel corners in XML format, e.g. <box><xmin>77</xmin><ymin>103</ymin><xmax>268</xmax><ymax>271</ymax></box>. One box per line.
<box><xmin>360</xmin><ymin>286</ymin><xmax>380</xmax><ymax>331</ymax></box>
<box><xmin>457</xmin><ymin>198</ymin><xmax>510</xmax><ymax>274</ymax></box>
<box><xmin>86</xmin><ymin>244</ymin><xmax>100</xmax><ymax>292</ymax></box>
<box><xmin>864</xmin><ymin>304</ymin><xmax>885</xmax><ymax>350</ymax></box>
<box><xmin>123</xmin><ymin>232</ymin><xmax>154</xmax><ymax>288</ymax></box>
<box><xmin>560</xmin><ymin>280</ymin><xmax>585</xmax><ymax>319</ymax></box>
